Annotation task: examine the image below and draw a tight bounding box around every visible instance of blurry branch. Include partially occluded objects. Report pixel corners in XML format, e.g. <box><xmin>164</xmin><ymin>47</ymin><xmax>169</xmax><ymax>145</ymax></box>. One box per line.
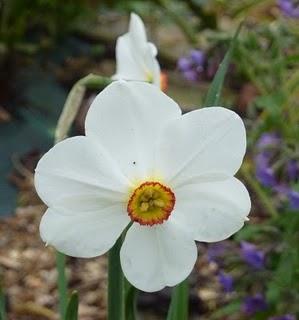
<box><xmin>55</xmin><ymin>74</ymin><xmax>111</xmax><ymax>143</ymax></box>
<box><xmin>14</xmin><ymin>302</ymin><xmax>57</xmax><ymax>320</ymax></box>
<box><xmin>153</xmin><ymin>0</ymin><xmax>197</xmax><ymax>45</ymax></box>
<box><xmin>231</xmin><ymin>0</ymin><xmax>274</xmax><ymax>18</ymax></box>
<box><xmin>11</xmin><ymin>153</ymin><xmax>33</xmax><ymax>180</ymax></box>
<box><xmin>240</xmin><ymin>161</ymin><xmax>279</xmax><ymax>218</ymax></box>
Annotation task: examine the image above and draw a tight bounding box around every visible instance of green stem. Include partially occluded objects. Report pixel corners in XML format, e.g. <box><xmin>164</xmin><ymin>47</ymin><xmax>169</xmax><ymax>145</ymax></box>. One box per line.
<box><xmin>0</xmin><ymin>281</ymin><xmax>6</xmax><ymax>320</ymax></box>
<box><xmin>56</xmin><ymin>251</ymin><xmax>67</xmax><ymax>319</ymax></box>
<box><xmin>124</xmin><ymin>278</ymin><xmax>137</xmax><ymax>320</ymax></box>
<box><xmin>108</xmin><ymin>237</ymin><xmax>124</xmax><ymax>320</ymax></box>
<box><xmin>167</xmin><ymin>279</ymin><xmax>189</xmax><ymax>320</ymax></box>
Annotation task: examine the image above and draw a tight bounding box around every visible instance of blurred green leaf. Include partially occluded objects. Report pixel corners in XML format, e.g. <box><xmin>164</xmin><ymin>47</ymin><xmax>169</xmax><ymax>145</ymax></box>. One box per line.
<box><xmin>124</xmin><ymin>279</ymin><xmax>137</xmax><ymax>320</ymax></box>
<box><xmin>167</xmin><ymin>279</ymin><xmax>189</xmax><ymax>320</ymax></box>
<box><xmin>57</xmin><ymin>251</ymin><xmax>68</xmax><ymax>319</ymax></box>
<box><xmin>203</xmin><ymin>22</ymin><xmax>242</xmax><ymax>107</ymax></box>
<box><xmin>254</xmin><ymin>93</ymin><xmax>286</xmax><ymax>115</ymax></box>
<box><xmin>235</xmin><ymin>224</ymin><xmax>267</xmax><ymax>241</ymax></box>
<box><xmin>210</xmin><ymin>299</ymin><xmax>241</xmax><ymax>319</ymax></box>
<box><xmin>0</xmin><ymin>284</ymin><xmax>6</xmax><ymax>320</ymax></box>
<box><xmin>108</xmin><ymin>236</ymin><xmax>124</xmax><ymax>320</ymax></box>
<box><xmin>65</xmin><ymin>291</ymin><xmax>79</xmax><ymax>320</ymax></box>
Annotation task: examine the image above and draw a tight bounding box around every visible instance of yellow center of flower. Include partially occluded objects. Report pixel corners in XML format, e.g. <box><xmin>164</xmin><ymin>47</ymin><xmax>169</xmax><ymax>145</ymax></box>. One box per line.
<box><xmin>127</xmin><ymin>181</ymin><xmax>175</xmax><ymax>226</ymax></box>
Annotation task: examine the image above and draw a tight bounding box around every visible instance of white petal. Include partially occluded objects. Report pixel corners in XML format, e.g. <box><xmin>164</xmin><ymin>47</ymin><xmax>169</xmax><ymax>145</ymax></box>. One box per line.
<box><xmin>85</xmin><ymin>81</ymin><xmax>181</xmax><ymax>182</ymax></box>
<box><xmin>129</xmin><ymin>13</ymin><xmax>147</xmax><ymax>46</ymax></box>
<box><xmin>120</xmin><ymin>221</ymin><xmax>197</xmax><ymax>292</ymax></box>
<box><xmin>148</xmin><ymin>42</ymin><xmax>158</xmax><ymax>56</ymax></box>
<box><xmin>113</xmin><ymin>13</ymin><xmax>161</xmax><ymax>86</ymax></box>
<box><xmin>35</xmin><ymin>136</ymin><xmax>129</xmax><ymax>210</ymax></box>
<box><xmin>173</xmin><ymin>177</ymin><xmax>251</xmax><ymax>242</ymax></box>
<box><xmin>113</xmin><ymin>34</ymin><xmax>147</xmax><ymax>82</ymax></box>
<box><xmin>155</xmin><ymin>107</ymin><xmax>246</xmax><ymax>186</ymax></box>
<box><xmin>40</xmin><ymin>206</ymin><xmax>129</xmax><ymax>258</ymax></box>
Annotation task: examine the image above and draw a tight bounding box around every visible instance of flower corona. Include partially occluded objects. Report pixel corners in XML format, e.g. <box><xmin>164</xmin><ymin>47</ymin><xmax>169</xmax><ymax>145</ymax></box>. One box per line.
<box><xmin>127</xmin><ymin>181</ymin><xmax>175</xmax><ymax>226</ymax></box>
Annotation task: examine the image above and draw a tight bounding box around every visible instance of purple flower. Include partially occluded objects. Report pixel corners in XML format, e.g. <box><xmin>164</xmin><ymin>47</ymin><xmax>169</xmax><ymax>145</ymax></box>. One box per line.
<box><xmin>287</xmin><ymin>160</ymin><xmax>299</xmax><ymax>181</ymax></box>
<box><xmin>177</xmin><ymin>57</ymin><xmax>193</xmax><ymax>72</ymax></box>
<box><xmin>242</xmin><ymin>294</ymin><xmax>268</xmax><ymax>315</ymax></box>
<box><xmin>207</xmin><ymin>242</ymin><xmax>228</xmax><ymax>263</ymax></box>
<box><xmin>190</xmin><ymin>50</ymin><xmax>205</xmax><ymax>66</ymax></box>
<box><xmin>183</xmin><ymin>70</ymin><xmax>198</xmax><ymax>82</ymax></box>
<box><xmin>288</xmin><ymin>190</ymin><xmax>299</xmax><ymax>209</ymax></box>
<box><xmin>254</xmin><ymin>133</ymin><xmax>281</xmax><ymax>188</ymax></box>
<box><xmin>269</xmin><ymin>315</ymin><xmax>296</xmax><ymax>320</ymax></box>
<box><xmin>256</xmin><ymin>165</ymin><xmax>277</xmax><ymax>187</ymax></box>
<box><xmin>177</xmin><ymin>49</ymin><xmax>205</xmax><ymax>82</ymax></box>
<box><xmin>240</xmin><ymin>242</ymin><xmax>265</xmax><ymax>269</ymax></box>
<box><xmin>257</xmin><ymin>132</ymin><xmax>281</xmax><ymax>149</ymax></box>
<box><xmin>278</xmin><ymin>0</ymin><xmax>299</xmax><ymax>18</ymax></box>
<box><xmin>273</xmin><ymin>184</ymin><xmax>289</xmax><ymax>195</ymax></box>
<box><xmin>218</xmin><ymin>271</ymin><xmax>233</xmax><ymax>293</ymax></box>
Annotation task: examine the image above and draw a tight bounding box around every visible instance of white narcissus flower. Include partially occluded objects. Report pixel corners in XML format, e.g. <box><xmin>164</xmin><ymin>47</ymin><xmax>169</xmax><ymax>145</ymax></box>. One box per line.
<box><xmin>112</xmin><ymin>13</ymin><xmax>161</xmax><ymax>87</ymax></box>
<box><xmin>35</xmin><ymin>81</ymin><xmax>251</xmax><ymax>292</ymax></box>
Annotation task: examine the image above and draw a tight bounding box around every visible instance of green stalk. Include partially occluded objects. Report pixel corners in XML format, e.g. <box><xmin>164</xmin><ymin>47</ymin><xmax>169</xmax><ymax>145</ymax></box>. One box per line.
<box><xmin>167</xmin><ymin>279</ymin><xmax>189</xmax><ymax>320</ymax></box>
<box><xmin>124</xmin><ymin>278</ymin><xmax>137</xmax><ymax>320</ymax></box>
<box><xmin>108</xmin><ymin>237</ymin><xmax>124</xmax><ymax>320</ymax></box>
<box><xmin>56</xmin><ymin>251</ymin><xmax>68</xmax><ymax>318</ymax></box>
<box><xmin>0</xmin><ymin>286</ymin><xmax>6</xmax><ymax>320</ymax></box>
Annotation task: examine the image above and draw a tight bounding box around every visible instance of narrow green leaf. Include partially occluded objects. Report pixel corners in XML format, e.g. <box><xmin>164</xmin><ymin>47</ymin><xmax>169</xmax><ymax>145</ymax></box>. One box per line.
<box><xmin>167</xmin><ymin>279</ymin><xmax>189</xmax><ymax>320</ymax></box>
<box><xmin>124</xmin><ymin>279</ymin><xmax>137</xmax><ymax>320</ymax></box>
<box><xmin>210</xmin><ymin>300</ymin><xmax>241</xmax><ymax>319</ymax></box>
<box><xmin>56</xmin><ymin>251</ymin><xmax>68</xmax><ymax>319</ymax></box>
<box><xmin>108</xmin><ymin>236</ymin><xmax>124</xmax><ymax>320</ymax></box>
<box><xmin>65</xmin><ymin>291</ymin><xmax>79</xmax><ymax>320</ymax></box>
<box><xmin>0</xmin><ymin>284</ymin><xmax>6</xmax><ymax>320</ymax></box>
<box><xmin>203</xmin><ymin>23</ymin><xmax>243</xmax><ymax>107</ymax></box>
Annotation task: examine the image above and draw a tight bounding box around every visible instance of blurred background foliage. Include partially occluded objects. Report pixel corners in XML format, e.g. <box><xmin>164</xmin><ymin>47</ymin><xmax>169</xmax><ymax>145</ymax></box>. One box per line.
<box><xmin>0</xmin><ymin>0</ymin><xmax>299</xmax><ymax>319</ymax></box>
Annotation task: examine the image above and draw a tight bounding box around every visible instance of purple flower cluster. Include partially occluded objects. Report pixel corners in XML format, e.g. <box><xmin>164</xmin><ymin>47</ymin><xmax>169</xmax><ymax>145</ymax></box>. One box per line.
<box><xmin>278</xmin><ymin>0</ymin><xmax>299</xmax><ymax>18</ymax></box>
<box><xmin>218</xmin><ymin>271</ymin><xmax>234</xmax><ymax>293</ymax></box>
<box><xmin>177</xmin><ymin>50</ymin><xmax>205</xmax><ymax>82</ymax></box>
<box><xmin>242</xmin><ymin>293</ymin><xmax>268</xmax><ymax>315</ymax></box>
<box><xmin>255</xmin><ymin>132</ymin><xmax>299</xmax><ymax>210</ymax></box>
<box><xmin>240</xmin><ymin>241</ymin><xmax>265</xmax><ymax>269</ymax></box>
<box><xmin>269</xmin><ymin>315</ymin><xmax>296</xmax><ymax>320</ymax></box>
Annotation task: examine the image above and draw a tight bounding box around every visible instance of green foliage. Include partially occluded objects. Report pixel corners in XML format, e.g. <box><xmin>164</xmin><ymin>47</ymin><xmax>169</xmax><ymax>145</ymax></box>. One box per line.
<box><xmin>124</xmin><ymin>279</ymin><xmax>137</xmax><ymax>320</ymax></box>
<box><xmin>167</xmin><ymin>280</ymin><xmax>189</xmax><ymax>320</ymax></box>
<box><xmin>56</xmin><ymin>252</ymin><xmax>68</xmax><ymax>319</ymax></box>
<box><xmin>65</xmin><ymin>291</ymin><xmax>79</xmax><ymax>320</ymax></box>
<box><xmin>204</xmin><ymin>22</ymin><xmax>242</xmax><ymax>107</ymax></box>
<box><xmin>0</xmin><ymin>283</ymin><xmax>6</xmax><ymax>320</ymax></box>
<box><xmin>0</xmin><ymin>0</ymin><xmax>92</xmax><ymax>46</ymax></box>
<box><xmin>108</xmin><ymin>236</ymin><xmax>125</xmax><ymax>320</ymax></box>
